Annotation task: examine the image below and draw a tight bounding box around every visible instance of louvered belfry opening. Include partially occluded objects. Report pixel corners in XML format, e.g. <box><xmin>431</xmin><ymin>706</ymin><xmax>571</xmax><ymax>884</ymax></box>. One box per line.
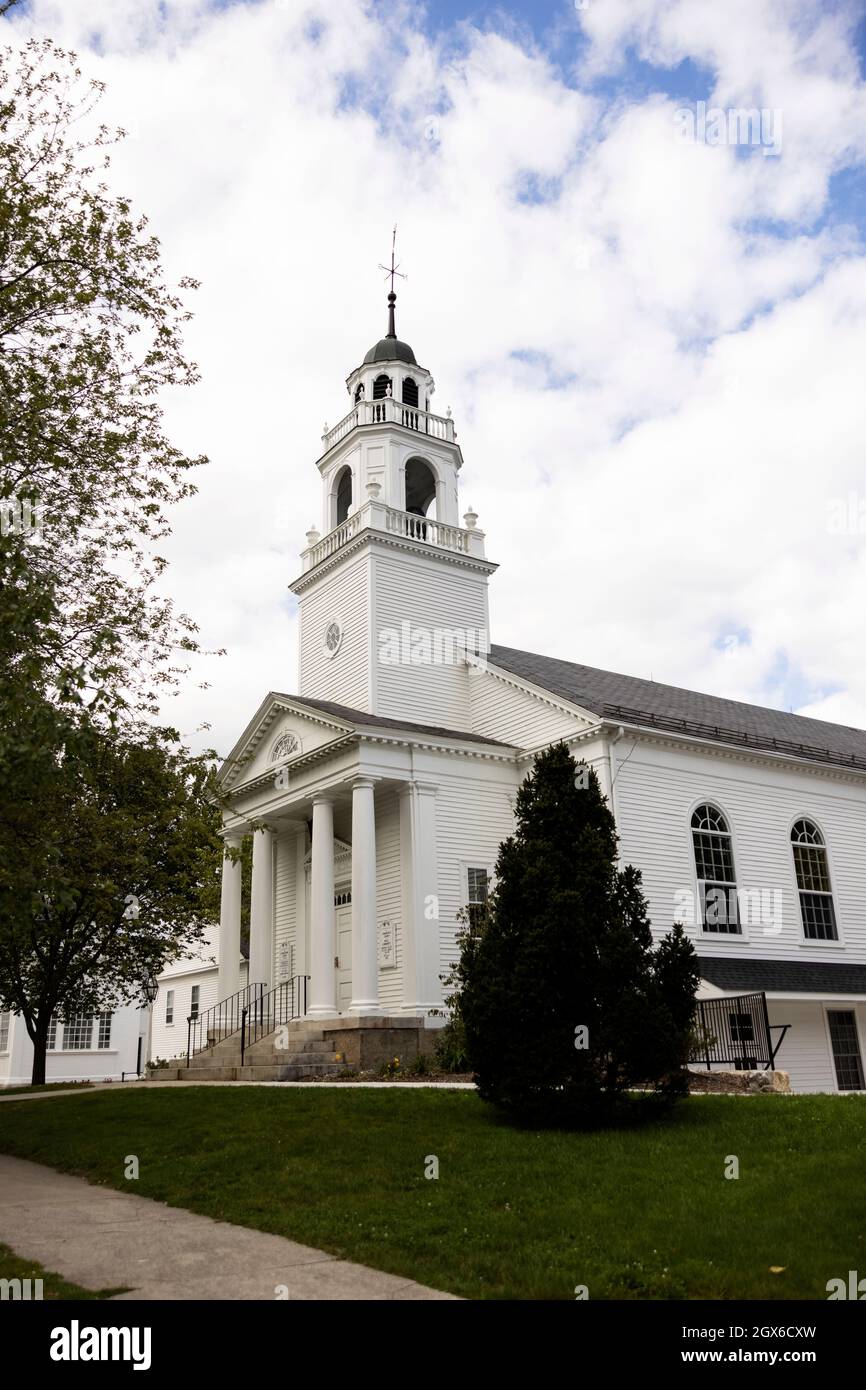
<box><xmin>335</xmin><ymin>466</ymin><xmax>352</xmax><ymax>525</ymax></box>
<box><xmin>372</xmin><ymin>374</ymin><xmax>391</xmax><ymax>400</ymax></box>
<box><xmin>402</xmin><ymin>376</ymin><xmax>419</xmax><ymax>407</ymax></box>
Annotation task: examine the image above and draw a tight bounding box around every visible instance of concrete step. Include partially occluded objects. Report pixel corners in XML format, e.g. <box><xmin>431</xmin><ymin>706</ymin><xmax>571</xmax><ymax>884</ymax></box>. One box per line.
<box><xmin>169</xmin><ymin>1066</ymin><xmax>239</xmax><ymax>1082</ymax></box>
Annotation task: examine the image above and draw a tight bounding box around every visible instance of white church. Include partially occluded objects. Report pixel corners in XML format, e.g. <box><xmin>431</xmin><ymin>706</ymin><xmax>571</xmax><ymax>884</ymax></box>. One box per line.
<box><xmin>189</xmin><ymin>288</ymin><xmax>866</xmax><ymax>1094</ymax></box>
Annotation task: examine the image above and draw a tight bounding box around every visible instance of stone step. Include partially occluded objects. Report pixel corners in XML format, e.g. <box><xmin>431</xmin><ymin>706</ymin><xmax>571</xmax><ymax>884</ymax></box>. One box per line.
<box><xmin>276</xmin><ymin>1049</ymin><xmax>338</xmax><ymax>1065</ymax></box>
<box><xmin>170</xmin><ymin>1066</ymin><xmax>239</xmax><ymax>1082</ymax></box>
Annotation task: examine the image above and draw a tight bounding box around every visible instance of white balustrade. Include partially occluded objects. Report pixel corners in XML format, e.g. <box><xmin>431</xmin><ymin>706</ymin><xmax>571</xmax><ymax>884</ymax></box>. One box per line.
<box><xmin>321</xmin><ymin>398</ymin><xmax>455</xmax><ymax>452</ymax></box>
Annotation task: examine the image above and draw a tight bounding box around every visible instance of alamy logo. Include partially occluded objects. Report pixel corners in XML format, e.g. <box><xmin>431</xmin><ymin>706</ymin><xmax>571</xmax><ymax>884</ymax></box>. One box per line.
<box><xmin>674</xmin><ymin>101</ymin><xmax>782</xmax><ymax>156</ymax></box>
<box><xmin>0</xmin><ymin>1277</ymin><xmax>43</xmax><ymax>1300</ymax></box>
<box><xmin>378</xmin><ymin>621</ymin><xmax>488</xmax><ymax>667</ymax></box>
<box><xmin>49</xmin><ymin>1320</ymin><xmax>152</xmax><ymax>1371</ymax></box>
<box><xmin>827</xmin><ymin>1270</ymin><xmax>866</xmax><ymax>1299</ymax></box>
<box><xmin>0</xmin><ymin>497</ymin><xmax>44</xmax><ymax>538</ymax></box>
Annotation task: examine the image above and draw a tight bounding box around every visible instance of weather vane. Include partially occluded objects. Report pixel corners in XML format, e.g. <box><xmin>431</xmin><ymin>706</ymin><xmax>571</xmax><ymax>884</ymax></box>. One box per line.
<box><xmin>378</xmin><ymin>225</ymin><xmax>407</xmax><ymax>294</ymax></box>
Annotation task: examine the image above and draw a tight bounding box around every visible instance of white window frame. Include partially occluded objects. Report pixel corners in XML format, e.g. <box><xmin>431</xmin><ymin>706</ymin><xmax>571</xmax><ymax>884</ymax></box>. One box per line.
<box><xmin>460</xmin><ymin>861</ymin><xmax>494</xmax><ymax>936</ymax></box>
<box><xmin>190</xmin><ymin>985</ymin><xmax>200</xmax><ymax>1021</ymax></box>
<box><xmin>789</xmin><ymin>815</ymin><xmax>842</xmax><ymax>946</ymax></box>
<box><xmin>165</xmin><ymin>989</ymin><xmax>175</xmax><ymax>1025</ymax></box>
<box><xmin>689</xmin><ymin>800</ymin><xmax>744</xmax><ymax>939</ymax></box>
<box><xmin>63</xmin><ymin>1015</ymin><xmax>93</xmax><ymax>1051</ymax></box>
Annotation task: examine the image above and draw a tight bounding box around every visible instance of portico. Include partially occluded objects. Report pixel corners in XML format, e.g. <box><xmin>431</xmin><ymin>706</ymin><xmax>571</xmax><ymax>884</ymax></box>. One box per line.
<box><xmin>215</xmin><ymin>702</ymin><xmax>465</xmax><ymax>1025</ymax></box>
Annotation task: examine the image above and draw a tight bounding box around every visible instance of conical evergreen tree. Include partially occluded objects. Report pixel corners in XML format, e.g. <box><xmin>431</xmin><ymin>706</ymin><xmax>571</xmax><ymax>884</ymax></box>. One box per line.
<box><xmin>459</xmin><ymin>743</ymin><xmax>699</xmax><ymax>1124</ymax></box>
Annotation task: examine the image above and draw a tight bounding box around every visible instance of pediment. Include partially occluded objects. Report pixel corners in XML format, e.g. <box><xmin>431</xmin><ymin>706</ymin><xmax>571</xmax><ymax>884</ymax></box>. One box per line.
<box><xmin>218</xmin><ymin>693</ymin><xmax>355</xmax><ymax>789</ymax></box>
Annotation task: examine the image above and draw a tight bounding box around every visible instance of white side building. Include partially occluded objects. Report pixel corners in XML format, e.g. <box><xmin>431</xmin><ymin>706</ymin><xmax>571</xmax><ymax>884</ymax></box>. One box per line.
<box><xmin>0</xmin><ymin>1005</ymin><xmax>149</xmax><ymax>1087</ymax></box>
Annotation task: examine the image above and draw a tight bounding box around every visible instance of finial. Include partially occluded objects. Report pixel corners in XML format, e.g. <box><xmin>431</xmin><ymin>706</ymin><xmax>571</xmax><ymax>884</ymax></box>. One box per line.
<box><xmin>378</xmin><ymin>224</ymin><xmax>406</xmax><ymax>339</ymax></box>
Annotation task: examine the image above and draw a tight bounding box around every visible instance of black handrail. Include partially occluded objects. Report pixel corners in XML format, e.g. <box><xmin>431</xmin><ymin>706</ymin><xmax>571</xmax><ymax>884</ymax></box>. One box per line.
<box><xmin>186</xmin><ymin>982</ymin><xmax>266</xmax><ymax>1067</ymax></box>
<box><xmin>241</xmin><ymin>976</ymin><xmax>309</xmax><ymax>1064</ymax></box>
<box><xmin>690</xmin><ymin>991</ymin><xmax>790</xmax><ymax>1071</ymax></box>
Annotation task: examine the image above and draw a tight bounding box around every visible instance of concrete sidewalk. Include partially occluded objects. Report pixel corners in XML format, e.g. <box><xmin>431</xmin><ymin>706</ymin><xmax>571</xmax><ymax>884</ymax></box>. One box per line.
<box><xmin>0</xmin><ymin>1079</ymin><xmax>476</xmax><ymax>1103</ymax></box>
<box><xmin>0</xmin><ymin>1155</ymin><xmax>458</xmax><ymax>1300</ymax></box>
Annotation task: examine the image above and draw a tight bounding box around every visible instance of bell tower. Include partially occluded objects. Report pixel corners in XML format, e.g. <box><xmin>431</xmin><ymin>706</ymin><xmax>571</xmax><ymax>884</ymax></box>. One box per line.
<box><xmin>289</xmin><ymin>283</ymin><xmax>497</xmax><ymax>730</ymax></box>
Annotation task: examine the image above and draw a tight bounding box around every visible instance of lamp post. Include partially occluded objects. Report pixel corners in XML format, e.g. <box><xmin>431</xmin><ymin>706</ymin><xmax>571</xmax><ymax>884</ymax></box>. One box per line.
<box><xmin>140</xmin><ymin>972</ymin><xmax>159</xmax><ymax>1077</ymax></box>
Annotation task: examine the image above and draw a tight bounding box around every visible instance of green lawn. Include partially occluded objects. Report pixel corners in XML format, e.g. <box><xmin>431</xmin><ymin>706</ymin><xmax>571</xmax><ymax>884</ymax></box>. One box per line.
<box><xmin>0</xmin><ymin>1088</ymin><xmax>862</xmax><ymax>1300</ymax></box>
<box><xmin>0</xmin><ymin>1241</ymin><xmax>126</xmax><ymax>1300</ymax></box>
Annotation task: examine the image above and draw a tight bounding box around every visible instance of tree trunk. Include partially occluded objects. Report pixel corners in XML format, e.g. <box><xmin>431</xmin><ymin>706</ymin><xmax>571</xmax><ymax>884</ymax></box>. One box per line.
<box><xmin>30</xmin><ymin>1018</ymin><xmax>49</xmax><ymax>1085</ymax></box>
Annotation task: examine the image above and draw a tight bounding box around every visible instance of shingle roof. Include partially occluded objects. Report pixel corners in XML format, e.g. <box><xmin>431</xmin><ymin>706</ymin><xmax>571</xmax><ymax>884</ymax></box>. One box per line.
<box><xmin>489</xmin><ymin>644</ymin><xmax>866</xmax><ymax>772</ymax></box>
<box><xmin>698</xmin><ymin>956</ymin><xmax>866</xmax><ymax>995</ymax></box>
<box><xmin>273</xmin><ymin>693</ymin><xmax>511</xmax><ymax>748</ymax></box>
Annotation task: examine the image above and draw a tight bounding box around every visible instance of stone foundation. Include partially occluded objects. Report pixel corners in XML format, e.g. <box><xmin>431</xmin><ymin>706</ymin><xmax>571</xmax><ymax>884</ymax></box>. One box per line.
<box><xmin>687</xmin><ymin>1068</ymin><xmax>791</xmax><ymax>1094</ymax></box>
<box><xmin>316</xmin><ymin>1016</ymin><xmax>437</xmax><ymax>1072</ymax></box>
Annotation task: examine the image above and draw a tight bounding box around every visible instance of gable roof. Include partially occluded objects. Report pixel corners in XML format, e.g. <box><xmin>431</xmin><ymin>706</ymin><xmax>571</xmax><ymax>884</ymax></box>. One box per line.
<box><xmin>488</xmin><ymin>644</ymin><xmax>866</xmax><ymax>773</ymax></box>
<box><xmin>272</xmin><ymin>692</ymin><xmax>511</xmax><ymax>748</ymax></box>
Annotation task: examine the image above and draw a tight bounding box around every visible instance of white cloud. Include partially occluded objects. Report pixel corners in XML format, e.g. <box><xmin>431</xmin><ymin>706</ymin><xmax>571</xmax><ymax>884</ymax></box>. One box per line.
<box><xmin>11</xmin><ymin>0</ymin><xmax>866</xmax><ymax>748</ymax></box>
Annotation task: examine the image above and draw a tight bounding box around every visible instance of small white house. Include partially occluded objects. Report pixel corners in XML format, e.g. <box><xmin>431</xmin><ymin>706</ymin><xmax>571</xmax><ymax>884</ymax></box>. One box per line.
<box><xmin>0</xmin><ymin>1005</ymin><xmax>149</xmax><ymax>1087</ymax></box>
<box><xmin>149</xmin><ymin>925</ymin><xmax>248</xmax><ymax>1067</ymax></box>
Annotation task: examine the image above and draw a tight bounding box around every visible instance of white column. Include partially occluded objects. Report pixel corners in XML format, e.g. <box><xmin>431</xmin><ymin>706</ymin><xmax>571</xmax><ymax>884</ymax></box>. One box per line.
<box><xmin>308</xmin><ymin>795</ymin><xmax>337</xmax><ymax>1018</ymax></box>
<box><xmin>248</xmin><ymin>827</ymin><xmax>274</xmax><ymax>990</ymax></box>
<box><xmin>349</xmin><ymin>777</ymin><xmax>380</xmax><ymax>1015</ymax></box>
<box><xmin>399</xmin><ymin>782</ymin><xmax>441</xmax><ymax>1015</ymax></box>
<box><xmin>217</xmin><ymin>832</ymin><xmax>243</xmax><ymax>1000</ymax></box>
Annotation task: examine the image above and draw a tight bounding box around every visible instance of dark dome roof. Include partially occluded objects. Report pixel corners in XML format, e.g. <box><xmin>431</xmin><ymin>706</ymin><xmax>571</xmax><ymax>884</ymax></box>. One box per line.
<box><xmin>363</xmin><ymin>335</ymin><xmax>417</xmax><ymax>366</ymax></box>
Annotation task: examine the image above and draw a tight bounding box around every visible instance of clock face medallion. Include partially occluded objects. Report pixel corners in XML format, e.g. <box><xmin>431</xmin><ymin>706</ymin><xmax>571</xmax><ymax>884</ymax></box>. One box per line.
<box><xmin>324</xmin><ymin>619</ymin><xmax>343</xmax><ymax>657</ymax></box>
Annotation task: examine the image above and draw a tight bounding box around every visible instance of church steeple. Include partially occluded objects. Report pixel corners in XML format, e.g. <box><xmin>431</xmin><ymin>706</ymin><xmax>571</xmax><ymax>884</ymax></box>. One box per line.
<box><xmin>290</xmin><ymin>266</ymin><xmax>494</xmax><ymax>721</ymax></box>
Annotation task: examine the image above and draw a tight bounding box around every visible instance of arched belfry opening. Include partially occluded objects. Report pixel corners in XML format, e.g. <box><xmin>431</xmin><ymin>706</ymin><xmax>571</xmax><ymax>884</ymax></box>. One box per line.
<box><xmin>405</xmin><ymin>457</ymin><xmax>437</xmax><ymax>519</ymax></box>
<box><xmin>335</xmin><ymin>465</ymin><xmax>352</xmax><ymax>526</ymax></box>
<box><xmin>373</xmin><ymin>374</ymin><xmax>392</xmax><ymax>400</ymax></box>
<box><xmin>402</xmin><ymin>376</ymin><xmax>419</xmax><ymax>407</ymax></box>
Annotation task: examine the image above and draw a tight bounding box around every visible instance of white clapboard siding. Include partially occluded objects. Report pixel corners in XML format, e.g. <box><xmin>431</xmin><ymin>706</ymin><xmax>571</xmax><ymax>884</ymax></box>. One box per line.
<box><xmin>373</xmin><ymin>549</ymin><xmax>487</xmax><ymax>727</ymax></box>
<box><xmin>433</xmin><ymin>769</ymin><xmax>519</xmax><ymax>979</ymax></box>
<box><xmin>298</xmin><ymin>550</ymin><xmax>370</xmax><ymax>708</ymax></box>
<box><xmin>614</xmin><ymin>738</ymin><xmax>866</xmax><ymax>961</ymax></box>
<box><xmin>375</xmin><ymin>787</ymin><xmax>404</xmax><ymax>1011</ymax></box>
<box><xmin>468</xmin><ymin>663</ymin><xmax>588</xmax><ymax>748</ymax></box>
<box><xmin>765</xmin><ymin>1000</ymin><xmax>839</xmax><ymax>1093</ymax></box>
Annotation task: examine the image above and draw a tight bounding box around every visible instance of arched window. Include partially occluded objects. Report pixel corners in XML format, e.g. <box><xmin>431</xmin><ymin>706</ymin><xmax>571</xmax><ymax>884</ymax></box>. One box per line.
<box><xmin>270</xmin><ymin>731</ymin><xmax>299</xmax><ymax>763</ymax></box>
<box><xmin>792</xmin><ymin>819</ymin><xmax>838</xmax><ymax>940</ymax></box>
<box><xmin>354</xmin><ymin>382</ymin><xmax>365</xmax><ymax>402</ymax></box>
<box><xmin>335</xmin><ymin>466</ymin><xmax>352</xmax><ymax>526</ymax></box>
<box><xmin>402</xmin><ymin>376</ymin><xmax>419</xmax><ymax>407</ymax></box>
<box><xmin>691</xmin><ymin>804</ymin><xmax>740</xmax><ymax>933</ymax></box>
<box><xmin>372</xmin><ymin>374</ymin><xmax>392</xmax><ymax>400</ymax></box>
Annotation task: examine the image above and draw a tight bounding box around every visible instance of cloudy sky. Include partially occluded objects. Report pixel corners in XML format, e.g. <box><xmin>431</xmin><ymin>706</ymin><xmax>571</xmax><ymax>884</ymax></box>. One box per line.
<box><xmin>9</xmin><ymin>0</ymin><xmax>866</xmax><ymax>754</ymax></box>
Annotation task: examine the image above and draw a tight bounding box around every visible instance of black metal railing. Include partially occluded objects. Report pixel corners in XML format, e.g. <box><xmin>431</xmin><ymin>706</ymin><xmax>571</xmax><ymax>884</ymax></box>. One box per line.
<box><xmin>690</xmin><ymin>991</ymin><xmax>790</xmax><ymax>1071</ymax></box>
<box><xmin>186</xmin><ymin>982</ymin><xmax>266</xmax><ymax>1066</ymax></box>
<box><xmin>240</xmin><ymin>976</ymin><xmax>309</xmax><ymax>1066</ymax></box>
